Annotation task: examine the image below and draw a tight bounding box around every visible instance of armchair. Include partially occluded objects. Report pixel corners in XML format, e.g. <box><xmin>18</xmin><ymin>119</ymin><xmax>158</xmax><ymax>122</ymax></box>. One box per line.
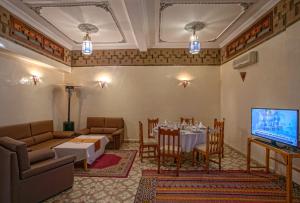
<box><xmin>0</xmin><ymin>137</ymin><xmax>75</xmax><ymax>203</ymax></box>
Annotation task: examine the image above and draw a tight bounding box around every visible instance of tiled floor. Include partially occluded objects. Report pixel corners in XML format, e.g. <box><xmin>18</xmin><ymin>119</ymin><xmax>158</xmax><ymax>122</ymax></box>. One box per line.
<box><xmin>46</xmin><ymin>143</ymin><xmax>295</xmax><ymax>203</ymax></box>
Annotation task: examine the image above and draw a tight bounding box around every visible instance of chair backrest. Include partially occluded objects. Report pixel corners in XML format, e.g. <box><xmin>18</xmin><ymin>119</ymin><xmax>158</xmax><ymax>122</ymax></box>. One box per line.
<box><xmin>214</xmin><ymin>118</ymin><xmax>225</xmax><ymax>141</ymax></box>
<box><xmin>148</xmin><ymin>118</ymin><xmax>159</xmax><ymax>138</ymax></box>
<box><xmin>139</xmin><ymin>121</ymin><xmax>144</xmax><ymax>145</ymax></box>
<box><xmin>180</xmin><ymin>117</ymin><xmax>194</xmax><ymax>125</ymax></box>
<box><xmin>206</xmin><ymin>127</ymin><xmax>222</xmax><ymax>154</ymax></box>
<box><xmin>158</xmin><ymin>127</ymin><xmax>180</xmax><ymax>156</ymax></box>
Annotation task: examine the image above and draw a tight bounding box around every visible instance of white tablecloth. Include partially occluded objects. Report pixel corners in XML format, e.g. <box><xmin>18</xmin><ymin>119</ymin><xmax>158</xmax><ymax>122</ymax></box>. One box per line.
<box><xmin>154</xmin><ymin>128</ymin><xmax>206</xmax><ymax>152</ymax></box>
<box><xmin>54</xmin><ymin>135</ymin><xmax>109</xmax><ymax>164</ymax></box>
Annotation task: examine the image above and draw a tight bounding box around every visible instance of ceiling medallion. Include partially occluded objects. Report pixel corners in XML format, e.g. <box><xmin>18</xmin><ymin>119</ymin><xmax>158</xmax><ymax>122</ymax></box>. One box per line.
<box><xmin>184</xmin><ymin>21</ymin><xmax>205</xmax><ymax>54</ymax></box>
<box><xmin>78</xmin><ymin>23</ymin><xmax>99</xmax><ymax>56</ymax></box>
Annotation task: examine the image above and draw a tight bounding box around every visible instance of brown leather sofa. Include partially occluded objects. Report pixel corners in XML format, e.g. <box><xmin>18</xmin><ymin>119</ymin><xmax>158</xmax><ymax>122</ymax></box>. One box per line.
<box><xmin>78</xmin><ymin>117</ymin><xmax>124</xmax><ymax>149</ymax></box>
<box><xmin>0</xmin><ymin>136</ymin><xmax>75</xmax><ymax>203</ymax></box>
<box><xmin>0</xmin><ymin>120</ymin><xmax>74</xmax><ymax>151</ymax></box>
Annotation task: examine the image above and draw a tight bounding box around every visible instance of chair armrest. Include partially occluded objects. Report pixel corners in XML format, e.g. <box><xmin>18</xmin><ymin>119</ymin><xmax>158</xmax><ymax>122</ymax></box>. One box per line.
<box><xmin>112</xmin><ymin>128</ymin><xmax>124</xmax><ymax>136</ymax></box>
<box><xmin>53</xmin><ymin>131</ymin><xmax>75</xmax><ymax>138</ymax></box>
<box><xmin>21</xmin><ymin>155</ymin><xmax>75</xmax><ymax>179</ymax></box>
<box><xmin>28</xmin><ymin>149</ymin><xmax>55</xmax><ymax>164</ymax></box>
<box><xmin>76</xmin><ymin>128</ymin><xmax>90</xmax><ymax>135</ymax></box>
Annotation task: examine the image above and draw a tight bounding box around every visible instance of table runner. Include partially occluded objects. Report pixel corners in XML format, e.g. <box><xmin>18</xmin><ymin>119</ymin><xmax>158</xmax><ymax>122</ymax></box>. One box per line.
<box><xmin>69</xmin><ymin>138</ymin><xmax>101</xmax><ymax>152</ymax></box>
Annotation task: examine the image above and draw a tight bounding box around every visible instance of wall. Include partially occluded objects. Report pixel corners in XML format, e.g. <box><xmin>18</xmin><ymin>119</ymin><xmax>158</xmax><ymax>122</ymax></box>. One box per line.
<box><xmin>0</xmin><ymin>51</ymin><xmax>66</xmax><ymax>129</ymax></box>
<box><xmin>220</xmin><ymin>20</ymin><xmax>300</xmax><ymax>183</ymax></box>
<box><xmin>66</xmin><ymin>66</ymin><xmax>220</xmax><ymax>141</ymax></box>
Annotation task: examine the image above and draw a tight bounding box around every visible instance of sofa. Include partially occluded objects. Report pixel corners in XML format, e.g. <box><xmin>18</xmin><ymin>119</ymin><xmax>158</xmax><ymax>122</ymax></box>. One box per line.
<box><xmin>0</xmin><ymin>136</ymin><xmax>75</xmax><ymax>203</ymax></box>
<box><xmin>78</xmin><ymin>117</ymin><xmax>124</xmax><ymax>149</ymax></box>
<box><xmin>0</xmin><ymin>120</ymin><xmax>74</xmax><ymax>151</ymax></box>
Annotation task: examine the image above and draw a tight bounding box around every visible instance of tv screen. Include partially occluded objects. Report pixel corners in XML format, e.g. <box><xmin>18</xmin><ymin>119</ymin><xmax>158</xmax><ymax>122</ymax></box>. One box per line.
<box><xmin>251</xmin><ymin>108</ymin><xmax>299</xmax><ymax>147</ymax></box>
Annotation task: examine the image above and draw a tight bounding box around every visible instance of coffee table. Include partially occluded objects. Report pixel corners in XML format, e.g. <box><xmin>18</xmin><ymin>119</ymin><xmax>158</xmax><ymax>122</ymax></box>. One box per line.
<box><xmin>54</xmin><ymin>135</ymin><xmax>109</xmax><ymax>170</ymax></box>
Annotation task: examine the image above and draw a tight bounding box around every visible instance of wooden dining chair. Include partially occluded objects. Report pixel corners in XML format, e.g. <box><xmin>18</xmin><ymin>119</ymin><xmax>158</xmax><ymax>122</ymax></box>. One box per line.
<box><xmin>157</xmin><ymin>127</ymin><xmax>181</xmax><ymax>176</ymax></box>
<box><xmin>214</xmin><ymin>118</ymin><xmax>225</xmax><ymax>158</ymax></box>
<box><xmin>148</xmin><ymin>118</ymin><xmax>159</xmax><ymax>138</ymax></box>
<box><xmin>192</xmin><ymin>127</ymin><xmax>222</xmax><ymax>172</ymax></box>
<box><xmin>180</xmin><ymin>117</ymin><xmax>194</xmax><ymax>125</ymax></box>
<box><xmin>139</xmin><ymin>121</ymin><xmax>157</xmax><ymax>162</ymax></box>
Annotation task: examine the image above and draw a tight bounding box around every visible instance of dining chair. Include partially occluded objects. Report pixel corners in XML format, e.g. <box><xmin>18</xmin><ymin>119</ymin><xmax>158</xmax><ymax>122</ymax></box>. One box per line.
<box><xmin>192</xmin><ymin>127</ymin><xmax>222</xmax><ymax>172</ymax></box>
<box><xmin>180</xmin><ymin>117</ymin><xmax>195</xmax><ymax>125</ymax></box>
<box><xmin>139</xmin><ymin>121</ymin><xmax>158</xmax><ymax>162</ymax></box>
<box><xmin>157</xmin><ymin>127</ymin><xmax>181</xmax><ymax>176</ymax></box>
<box><xmin>148</xmin><ymin>118</ymin><xmax>159</xmax><ymax>138</ymax></box>
<box><xmin>214</xmin><ymin>118</ymin><xmax>225</xmax><ymax>158</ymax></box>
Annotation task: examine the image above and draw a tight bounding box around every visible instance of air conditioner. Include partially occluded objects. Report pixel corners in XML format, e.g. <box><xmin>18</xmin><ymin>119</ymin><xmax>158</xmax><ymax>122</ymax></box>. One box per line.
<box><xmin>233</xmin><ymin>51</ymin><xmax>258</xmax><ymax>69</ymax></box>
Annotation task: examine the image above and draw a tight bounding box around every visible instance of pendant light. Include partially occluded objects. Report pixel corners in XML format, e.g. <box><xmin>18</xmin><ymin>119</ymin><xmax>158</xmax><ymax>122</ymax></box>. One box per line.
<box><xmin>82</xmin><ymin>33</ymin><xmax>93</xmax><ymax>55</ymax></box>
<box><xmin>78</xmin><ymin>23</ymin><xmax>99</xmax><ymax>56</ymax></box>
<box><xmin>184</xmin><ymin>21</ymin><xmax>205</xmax><ymax>54</ymax></box>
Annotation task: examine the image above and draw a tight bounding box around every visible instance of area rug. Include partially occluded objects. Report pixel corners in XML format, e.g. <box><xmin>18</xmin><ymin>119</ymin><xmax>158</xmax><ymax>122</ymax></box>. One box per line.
<box><xmin>74</xmin><ymin>150</ymin><xmax>137</xmax><ymax>178</ymax></box>
<box><xmin>135</xmin><ymin>170</ymin><xmax>299</xmax><ymax>203</ymax></box>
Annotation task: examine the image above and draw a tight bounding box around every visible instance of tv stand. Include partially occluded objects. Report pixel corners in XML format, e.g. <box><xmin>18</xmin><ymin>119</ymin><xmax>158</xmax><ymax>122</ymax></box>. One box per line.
<box><xmin>247</xmin><ymin>137</ymin><xmax>300</xmax><ymax>203</ymax></box>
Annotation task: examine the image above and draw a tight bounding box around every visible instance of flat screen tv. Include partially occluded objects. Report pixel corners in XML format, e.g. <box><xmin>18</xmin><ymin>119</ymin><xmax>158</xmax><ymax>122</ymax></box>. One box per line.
<box><xmin>251</xmin><ymin>108</ymin><xmax>299</xmax><ymax>147</ymax></box>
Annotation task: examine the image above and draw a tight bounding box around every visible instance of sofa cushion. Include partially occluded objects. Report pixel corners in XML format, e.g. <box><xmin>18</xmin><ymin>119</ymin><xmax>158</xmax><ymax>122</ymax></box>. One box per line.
<box><xmin>30</xmin><ymin>120</ymin><xmax>53</xmax><ymax>136</ymax></box>
<box><xmin>90</xmin><ymin>127</ymin><xmax>103</xmax><ymax>134</ymax></box>
<box><xmin>102</xmin><ymin>128</ymin><xmax>118</xmax><ymax>134</ymax></box>
<box><xmin>87</xmin><ymin>117</ymin><xmax>105</xmax><ymax>128</ymax></box>
<box><xmin>0</xmin><ymin>137</ymin><xmax>30</xmax><ymax>171</ymax></box>
<box><xmin>105</xmin><ymin>118</ymin><xmax>124</xmax><ymax>128</ymax></box>
<box><xmin>28</xmin><ymin>149</ymin><xmax>55</xmax><ymax>164</ymax></box>
<box><xmin>0</xmin><ymin>123</ymin><xmax>31</xmax><ymax>140</ymax></box>
<box><xmin>29</xmin><ymin>138</ymin><xmax>72</xmax><ymax>151</ymax></box>
<box><xmin>19</xmin><ymin>137</ymin><xmax>35</xmax><ymax>147</ymax></box>
<box><xmin>33</xmin><ymin>132</ymin><xmax>53</xmax><ymax>144</ymax></box>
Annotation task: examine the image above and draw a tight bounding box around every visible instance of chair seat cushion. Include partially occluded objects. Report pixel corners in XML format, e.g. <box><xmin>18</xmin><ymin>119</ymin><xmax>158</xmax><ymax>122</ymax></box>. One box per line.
<box><xmin>195</xmin><ymin>144</ymin><xmax>206</xmax><ymax>151</ymax></box>
<box><xmin>144</xmin><ymin>138</ymin><xmax>157</xmax><ymax>145</ymax></box>
<box><xmin>159</xmin><ymin>145</ymin><xmax>181</xmax><ymax>153</ymax></box>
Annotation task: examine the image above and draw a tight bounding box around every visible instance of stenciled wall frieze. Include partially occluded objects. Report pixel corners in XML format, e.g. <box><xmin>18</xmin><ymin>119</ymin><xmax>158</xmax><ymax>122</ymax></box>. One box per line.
<box><xmin>221</xmin><ymin>0</ymin><xmax>300</xmax><ymax>63</ymax></box>
<box><xmin>71</xmin><ymin>48</ymin><xmax>221</xmax><ymax>67</ymax></box>
<box><xmin>0</xmin><ymin>6</ymin><xmax>71</xmax><ymax>66</ymax></box>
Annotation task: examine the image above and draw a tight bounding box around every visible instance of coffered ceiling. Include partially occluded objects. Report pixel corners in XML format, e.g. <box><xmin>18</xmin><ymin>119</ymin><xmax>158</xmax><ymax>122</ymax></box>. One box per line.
<box><xmin>1</xmin><ymin>0</ymin><xmax>278</xmax><ymax>51</ymax></box>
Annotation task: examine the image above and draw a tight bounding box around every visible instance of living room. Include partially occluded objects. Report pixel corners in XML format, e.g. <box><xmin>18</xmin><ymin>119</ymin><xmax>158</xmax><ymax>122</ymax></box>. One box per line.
<box><xmin>0</xmin><ymin>0</ymin><xmax>300</xmax><ymax>202</ymax></box>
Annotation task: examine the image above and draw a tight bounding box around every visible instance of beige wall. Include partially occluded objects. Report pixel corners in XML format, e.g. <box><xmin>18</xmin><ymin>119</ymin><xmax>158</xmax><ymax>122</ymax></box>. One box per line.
<box><xmin>220</xmin><ymin>21</ymin><xmax>300</xmax><ymax>183</ymax></box>
<box><xmin>66</xmin><ymin>66</ymin><xmax>220</xmax><ymax>140</ymax></box>
<box><xmin>0</xmin><ymin>52</ymin><xmax>66</xmax><ymax>129</ymax></box>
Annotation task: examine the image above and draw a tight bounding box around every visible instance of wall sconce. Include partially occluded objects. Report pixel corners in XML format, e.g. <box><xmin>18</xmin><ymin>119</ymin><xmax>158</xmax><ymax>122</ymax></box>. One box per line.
<box><xmin>98</xmin><ymin>80</ymin><xmax>108</xmax><ymax>88</ymax></box>
<box><xmin>179</xmin><ymin>80</ymin><xmax>191</xmax><ymax>88</ymax></box>
<box><xmin>32</xmin><ymin>75</ymin><xmax>40</xmax><ymax>85</ymax></box>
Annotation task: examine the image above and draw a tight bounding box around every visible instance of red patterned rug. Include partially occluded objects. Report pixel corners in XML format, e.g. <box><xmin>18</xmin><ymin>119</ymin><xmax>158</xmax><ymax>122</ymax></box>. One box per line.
<box><xmin>135</xmin><ymin>170</ymin><xmax>300</xmax><ymax>203</ymax></box>
<box><xmin>74</xmin><ymin>150</ymin><xmax>137</xmax><ymax>178</ymax></box>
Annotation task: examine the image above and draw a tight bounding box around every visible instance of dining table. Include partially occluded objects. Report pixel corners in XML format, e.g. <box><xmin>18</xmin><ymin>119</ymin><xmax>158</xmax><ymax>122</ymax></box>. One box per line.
<box><xmin>153</xmin><ymin>122</ymin><xmax>207</xmax><ymax>153</ymax></box>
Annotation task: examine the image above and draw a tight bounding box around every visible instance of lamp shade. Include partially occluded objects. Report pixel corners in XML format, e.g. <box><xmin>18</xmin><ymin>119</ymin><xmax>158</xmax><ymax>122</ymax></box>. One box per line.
<box><xmin>189</xmin><ymin>34</ymin><xmax>201</xmax><ymax>54</ymax></box>
<box><xmin>82</xmin><ymin>33</ymin><xmax>93</xmax><ymax>55</ymax></box>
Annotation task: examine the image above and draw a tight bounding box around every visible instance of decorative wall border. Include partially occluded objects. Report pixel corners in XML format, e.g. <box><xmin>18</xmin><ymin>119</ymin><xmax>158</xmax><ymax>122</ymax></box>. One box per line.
<box><xmin>0</xmin><ymin>5</ymin><xmax>71</xmax><ymax>66</ymax></box>
<box><xmin>71</xmin><ymin>48</ymin><xmax>221</xmax><ymax>66</ymax></box>
<box><xmin>221</xmin><ymin>0</ymin><xmax>300</xmax><ymax>63</ymax></box>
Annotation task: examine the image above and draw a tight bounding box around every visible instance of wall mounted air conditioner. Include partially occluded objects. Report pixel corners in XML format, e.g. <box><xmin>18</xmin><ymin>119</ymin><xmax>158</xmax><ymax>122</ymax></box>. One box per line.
<box><xmin>233</xmin><ymin>51</ymin><xmax>258</xmax><ymax>69</ymax></box>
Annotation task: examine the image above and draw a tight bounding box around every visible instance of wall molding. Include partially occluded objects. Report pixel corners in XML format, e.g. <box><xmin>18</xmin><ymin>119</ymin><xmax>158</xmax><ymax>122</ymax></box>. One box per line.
<box><xmin>221</xmin><ymin>0</ymin><xmax>300</xmax><ymax>64</ymax></box>
<box><xmin>71</xmin><ymin>48</ymin><xmax>220</xmax><ymax>66</ymax></box>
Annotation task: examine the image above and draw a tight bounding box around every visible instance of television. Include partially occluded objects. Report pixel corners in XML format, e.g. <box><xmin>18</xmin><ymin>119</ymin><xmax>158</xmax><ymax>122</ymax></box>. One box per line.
<box><xmin>251</xmin><ymin>108</ymin><xmax>299</xmax><ymax>147</ymax></box>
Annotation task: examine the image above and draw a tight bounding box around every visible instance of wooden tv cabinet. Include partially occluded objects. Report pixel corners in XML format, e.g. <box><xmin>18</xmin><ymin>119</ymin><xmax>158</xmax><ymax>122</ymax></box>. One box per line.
<box><xmin>247</xmin><ymin>137</ymin><xmax>300</xmax><ymax>203</ymax></box>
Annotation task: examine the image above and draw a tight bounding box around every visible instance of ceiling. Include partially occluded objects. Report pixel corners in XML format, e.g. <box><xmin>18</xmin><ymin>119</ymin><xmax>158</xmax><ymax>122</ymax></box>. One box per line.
<box><xmin>1</xmin><ymin>0</ymin><xmax>277</xmax><ymax>51</ymax></box>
